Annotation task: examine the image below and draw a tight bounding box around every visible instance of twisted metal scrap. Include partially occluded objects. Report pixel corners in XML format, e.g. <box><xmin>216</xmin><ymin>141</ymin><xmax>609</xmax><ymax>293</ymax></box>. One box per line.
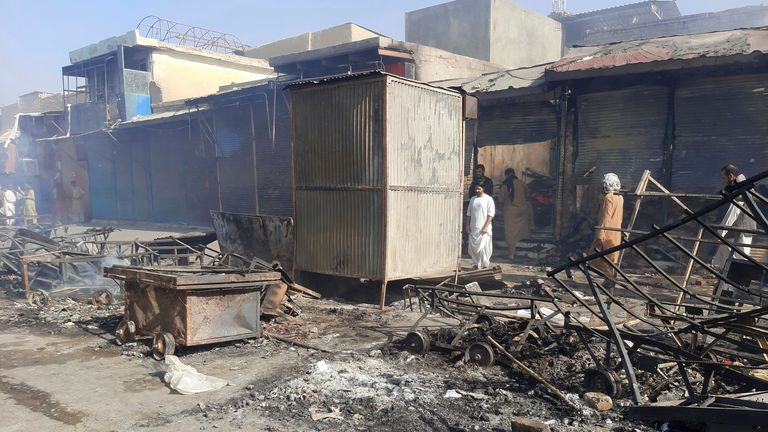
<box><xmin>548</xmin><ymin>170</ymin><xmax>768</xmax><ymax>403</ymax></box>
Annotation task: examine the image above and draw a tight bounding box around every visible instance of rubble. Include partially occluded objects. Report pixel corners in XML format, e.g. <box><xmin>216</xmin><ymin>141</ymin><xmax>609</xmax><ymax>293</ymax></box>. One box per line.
<box><xmin>510</xmin><ymin>416</ymin><xmax>552</xmax><ymax>432</ymax></box>
<box><xmin>583</xmin><ymin>392</ymin><xmax>613</xmax><ymax>412</ymax></box>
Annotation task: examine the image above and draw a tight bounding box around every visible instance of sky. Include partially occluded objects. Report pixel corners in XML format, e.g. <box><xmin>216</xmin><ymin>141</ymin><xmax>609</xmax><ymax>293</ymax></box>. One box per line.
<box><xmin>0</xmin><ymin>0</ymin><xmax>762</xmax><ymax>106</ymax></box>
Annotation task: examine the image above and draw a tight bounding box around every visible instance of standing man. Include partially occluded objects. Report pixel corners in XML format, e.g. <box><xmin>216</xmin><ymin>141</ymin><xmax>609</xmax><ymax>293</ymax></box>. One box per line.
<box><xmin>2</xmin><ymin>186</ymin><xmax>16</xmax><ymax>226</ymax></box>
<box><xmin>21</xmin><ymin>184</ymin><xmax>37</xmax><ymax>225</ymax></box>
<box><xmin>590</xmin><ymin>173</ymin><xmax>624</xmax><ymax>276</ymax></box>
<box><xmin>466</xmin><ymin>184</ymin><xmax>496</xmax><ymax>269</ymax></box>
<box><xmin>468</xmin><ymin>164</ymin><xmax>494</xmax><ymax>198</ymax></box>
<box><xmin>70</xmin><ymin>180</ymin><xmax>85</xmax><ymax>223</ymax></box>
<box><xmin>713</xmin><ymin>164</ymin><xmax>755</xmax><ymax>270</ymax></box>
<box><xmin>500</xmin><ymin>168</ymin><xmax>532</xmax><ymax>262</ymax></box>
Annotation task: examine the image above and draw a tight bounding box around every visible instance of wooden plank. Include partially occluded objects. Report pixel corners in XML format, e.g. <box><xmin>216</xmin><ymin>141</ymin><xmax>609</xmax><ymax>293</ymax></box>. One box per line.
<box><xmin>287</xmin><ymin>282</ymin><xmax>321</xmax><ymax>299</ymax></box>
<box><xmin>104</xmin><ymin>265</ymin><xmax>281</xmax><ymax>288</ymax></box>
<box><xmin>174</xmin><ymin>271</ymin><xmax>281</xmax><ymax>285</ymax></box>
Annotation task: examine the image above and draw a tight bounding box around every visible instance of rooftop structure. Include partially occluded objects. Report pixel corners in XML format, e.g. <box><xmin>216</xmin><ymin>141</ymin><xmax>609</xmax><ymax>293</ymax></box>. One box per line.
<box><xmin>62</xmin><ymin>27</ymin><xmax>272</xmax><ymax>134</ymax></box>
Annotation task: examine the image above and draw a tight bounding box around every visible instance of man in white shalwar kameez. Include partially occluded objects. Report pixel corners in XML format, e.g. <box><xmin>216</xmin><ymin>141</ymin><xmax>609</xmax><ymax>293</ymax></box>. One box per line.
<box><xmin>713</xmin><ymin>165</ymin><xmax>757</xmax><ymax>299</ymax></box>
<box><xmin>2</xmin><ymin>187</ymin><xmax>16</xmax><ymax>225</ymax></box>
<box><xmin>713</xmin><ymin>167</ymin><xmax>755</xmax><ymax>269</ymax></box>
<box><xmin>466</xmin><ymin>184</ymin><xmax>496</xmax><ymax>269</ymax></box>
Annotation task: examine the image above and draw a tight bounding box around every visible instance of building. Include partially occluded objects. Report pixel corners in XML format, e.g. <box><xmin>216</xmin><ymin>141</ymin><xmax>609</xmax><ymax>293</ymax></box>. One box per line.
<box><xmin>267</xmin><ymin>36</ymin><xmax>506</xmax><ymax>82</ymax></box>
<box><xmin>244</xmin><ymin>23</ymin><xmax>384</xmax><ymax>59</ymax></box>
<box><xmin>558</xmin><ymin>1</ymin><xmax>768</xmax><ymax>47</ymax></box>
<box><xmin>405</xmin><ymin>0</ymin><xmax>563</xmax><ymax>69</ymax></box>
<box><xmin>0</xmin><ymin>91</ymin><xmax>65</xmax><ymax>218</ymax></box>
<box><xmin>57</xmin><ymin>21</ymin><xmax>502</xmax><ymax>226</ymax></box>
<box><xmin>452</xmin><ymin>27</ymin><xmax>768</xmax><ymax>262</ymax></box>
<box><xmin>49</xmin><ymin>19</ymin><xmax>276</xmax><ymax>223</ymax></box>
<box><xmin>61</xmin><ymin>23</ymin><xmax>273</xmax><ymax>135</ymax></box>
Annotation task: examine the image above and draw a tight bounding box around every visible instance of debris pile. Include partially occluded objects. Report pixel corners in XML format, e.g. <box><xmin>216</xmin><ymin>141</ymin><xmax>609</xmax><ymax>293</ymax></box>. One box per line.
<box><xmin>397</xmin><ymin>170</ymin><xmax>768</xmax><ymax>429</ymax></box>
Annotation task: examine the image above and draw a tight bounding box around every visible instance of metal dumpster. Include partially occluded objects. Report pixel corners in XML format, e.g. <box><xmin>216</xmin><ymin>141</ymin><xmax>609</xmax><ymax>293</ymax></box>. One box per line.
<box><xmin>104</xmin><ymin>265</ymin><xmax>282</xmax><ymax>359</ymax></box>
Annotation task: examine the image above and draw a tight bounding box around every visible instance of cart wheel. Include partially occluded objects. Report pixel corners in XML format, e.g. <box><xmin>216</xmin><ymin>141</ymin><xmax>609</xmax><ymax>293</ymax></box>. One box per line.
<box><xmin>465</xmin><ymin>342</ymin><xmax>495</xmax><ymax>367</ymax></box>
<box><xmin>584</xmin><ymin>368</ymin><xmax>623</xmax><ymax>399</ymax></box>
<box><xmin>152</xmin><ymin>332</ymin><xmax>176</xmax><ymax>360</ymax></box>
<box><xmin>115</xmin><ymin>320</ymin><xmax>136</xmax><ymax>346</ymax></box>
<box><xmin>404</xmin><ymin>331</ymin><xmax>430</xmax><ymax>355</ymax></box>
<box><xmin>474</xmin><ymin>314</ymin><xmax>495</xmax><ymax>329</ymax></box>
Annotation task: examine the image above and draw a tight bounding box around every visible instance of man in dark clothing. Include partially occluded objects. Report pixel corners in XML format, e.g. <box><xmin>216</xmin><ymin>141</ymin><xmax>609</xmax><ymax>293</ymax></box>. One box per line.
<box><xmin>469</xmin><ymin>164</ymin><xmax>494</xmax><ymax>198</ymax></box>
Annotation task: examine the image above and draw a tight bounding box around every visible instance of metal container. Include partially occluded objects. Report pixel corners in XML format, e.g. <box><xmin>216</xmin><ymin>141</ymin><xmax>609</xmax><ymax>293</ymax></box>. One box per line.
<box><xmin>290</xmin><ymin>72</ymin><xmax>464</xmax><ymax>282</ymax></box>
<box><xmin>105</xmin><ymin>266</ymin><xmax>282</xmax><ymax>357</ymax></box>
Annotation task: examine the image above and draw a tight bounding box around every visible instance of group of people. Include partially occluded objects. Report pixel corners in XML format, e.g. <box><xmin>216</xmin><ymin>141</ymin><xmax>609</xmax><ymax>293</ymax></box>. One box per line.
<box><xmin>0</xmin><ymin>184</ymin><xmax>37</xmax><ymax>226</ymax></box>
<box><xmin>464</xmin><ymin>162</ymin><xmax>753</xmax><ymax>273</ymax></box>
<box><xmin>465</xmin><ymin>164</ymin><xmax>532</xmax><ymax>269</ymax></box>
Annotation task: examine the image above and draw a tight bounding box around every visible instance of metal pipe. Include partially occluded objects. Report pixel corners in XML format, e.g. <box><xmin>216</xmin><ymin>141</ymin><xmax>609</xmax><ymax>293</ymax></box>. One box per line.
<box><xmin>548</xmin><ymin>169</ymin><xmax>768</xmax><ymax>276</ymax></box>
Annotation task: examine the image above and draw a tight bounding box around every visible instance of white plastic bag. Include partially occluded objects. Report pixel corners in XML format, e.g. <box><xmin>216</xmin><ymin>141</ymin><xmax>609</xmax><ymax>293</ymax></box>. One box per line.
<box><xmin>164</xmin><ymin>355</ymin><xmax>228</xmax><ymax>395</ymax></box>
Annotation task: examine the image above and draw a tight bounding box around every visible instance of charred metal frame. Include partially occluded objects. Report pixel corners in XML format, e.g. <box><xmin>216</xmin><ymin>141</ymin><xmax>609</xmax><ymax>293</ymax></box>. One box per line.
<box><xmin>548</xmin><ymin>169</ymin><xmax>768</xmax><ymax>404</ymax></box>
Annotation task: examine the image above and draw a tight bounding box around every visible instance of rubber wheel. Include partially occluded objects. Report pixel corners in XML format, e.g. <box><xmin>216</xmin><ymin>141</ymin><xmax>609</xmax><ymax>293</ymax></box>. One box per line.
<box><xmin>584</xmin><ymin>368</ymin><xmax>623</xmax><ymax>399</ymax></box>
<box><xmin>152</xmin><ymin>332</ymin><xmax>176</xmax><ymax>360</ymax></box>
<box><xmin>115</xmin><ymin>320</ymin><xmax>136</xmax><ymax>346</ymax></box>
<box><xmin>465</xmin><ymin>342</ymin><xmax>495</xmax><ymax>367</ymax></box>
<box><xmin>404</xmin><ymin>331</ymin><xmax>430</xmax><ymax>355</ymax></box>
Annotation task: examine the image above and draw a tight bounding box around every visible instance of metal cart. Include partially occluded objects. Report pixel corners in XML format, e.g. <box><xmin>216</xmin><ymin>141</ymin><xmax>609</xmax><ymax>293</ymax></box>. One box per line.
<box><xmin>105</xmin><ymin>265</ymin><xmax>282</xmax><ymax>360</ymax></box>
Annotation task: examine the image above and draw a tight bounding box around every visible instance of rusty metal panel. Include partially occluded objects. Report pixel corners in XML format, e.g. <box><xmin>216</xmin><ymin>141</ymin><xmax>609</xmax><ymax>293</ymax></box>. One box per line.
<box><xmin>184</xmin><ymin>289</ymin><xmax>261</xmax><ymax>346</ymax></box>
<box><xmin>291</xmin><ymin>73</ymin><xmax>463</xmax><ymax>281</ymax></box>
<box><xmin>385</xmin><ymin>77</ymin><xmax>464</xmax><ymax>279</ymax></box>
<box><xmin>575</xmin><ymin>85</ymin><xmax>668</xmax><ymax>190</ymax></box>
<box><xmin>295</xmin><ymin>189</ymin><xmax>384</xmax><ymax>278</ymax></box>
<box><xmin>124</xmin><ymin>281</ymin><xmax>188</xmax><ymax>341</ymax></box>
<box><xmin>293</xmin><ymin>77</ymin><xmax>385</xmax><ymax>188</ymax></box>
<box><xmin>385</xmin><ymin>190</ymin><xmax>461</xmax><ymax>279</ymax></box>
<box><xmin>292</xmin><ymin>75</ymin><xmax>386</xmax><ymax>279</ymax></box>
<box><xmin>211</xmin><ymin>211</ymin><xmax>294</xmax><ymax>271</ymax></box>
<box><xmin>672</xmin><ymin>73</ymin><xmax>768</xmax><ymax>192</ymax></box>
<box><xmin>386</xmin><ymin>77</ymin><xmax>463</xmax><ymax>188</ymax></box>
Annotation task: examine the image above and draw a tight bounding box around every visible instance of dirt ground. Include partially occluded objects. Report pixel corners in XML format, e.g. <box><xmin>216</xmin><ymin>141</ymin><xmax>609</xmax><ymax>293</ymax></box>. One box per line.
<box><xmin>0</xmin><ymin>266</ymin><xmax>659</xmax><ymax>432</ymax></box>
<box><xmin>0</xmin><ymin>224</ymin><xmax>659</xmax><ymax>431</ymax></box>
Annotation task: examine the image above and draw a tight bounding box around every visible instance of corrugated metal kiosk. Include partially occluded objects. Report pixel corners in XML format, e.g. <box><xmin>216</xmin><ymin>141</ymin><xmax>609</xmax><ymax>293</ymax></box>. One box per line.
<box><xmin>290</xmin><ymin>72</ymin><xmax>465</xmax><ymax>307</ymax></box>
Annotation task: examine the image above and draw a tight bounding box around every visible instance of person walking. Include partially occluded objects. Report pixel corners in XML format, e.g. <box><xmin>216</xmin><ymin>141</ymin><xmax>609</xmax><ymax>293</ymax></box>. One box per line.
<box><xmin>2</xmin><ymin>186</ymin><xmax>17</xmax><ymax>226</ymax></box>
<box><xmin>468</xmin><ymin>164</ymin><xmax>494</xmax><ymax>198</ymax></box>
<box><xmin>70</xmin><ymin>181</ymin><xmax>85</xmax><ymax>223</ymax></box>
<box><xmin>21</xmin><ymin>184</ymin><xmax>37</xmax><ymax>225</ymax></box>
<box><xmin>589</xmin><ymin>173</ymin><xmax>624</xmax><ymax>276</ymax></box>
<box><xmin>499</xmin><ymin>168</ymin><xmax>532</xmax><ymax>262</ymax></box>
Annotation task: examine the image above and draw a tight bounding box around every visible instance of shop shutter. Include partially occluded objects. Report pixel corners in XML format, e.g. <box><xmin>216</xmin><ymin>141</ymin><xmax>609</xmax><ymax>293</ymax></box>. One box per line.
<box><xmin>672</xmin><ymin>74</ymin><xmax>768</xmax><ymax>193</ymax></box>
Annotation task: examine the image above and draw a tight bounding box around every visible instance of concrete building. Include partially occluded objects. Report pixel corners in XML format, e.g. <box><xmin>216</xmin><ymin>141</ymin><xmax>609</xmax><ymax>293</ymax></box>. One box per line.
<box><xmin>268</xmin><ymin>36</ymin><xmax>506</xmax><ymax>82</ymax></box>
<box><xmin>244</xmin><ymin>23</ymin><xmax>383</xmax><ymax>59</ymax></box>
<box><xmin>449</xmin><ymin>27</ymin><xmax>768</xmax><ymax>265</ymax></box>
<box><xmin>0</xmin><ymin>104</ymin><xmax>19</xmax><ymax>131</ymax></box>
<box><xmin>17</xmin><ymin>91</ymin><xmax>64</xmax><ymax>114</ymax></box>
<box><xmin>558</xmin><ymin>1</ymin><xmax>768</xmax><ymax>47</ymax></box>
<box><xmin>62</xmin><ymin>29</ymin><xmax>273</xmax><ymax>134</ymax></box>
<box><xmin>405</xmin><ymin>0</ymin><xmax>563</xmax><ymax>69</ymax></box>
